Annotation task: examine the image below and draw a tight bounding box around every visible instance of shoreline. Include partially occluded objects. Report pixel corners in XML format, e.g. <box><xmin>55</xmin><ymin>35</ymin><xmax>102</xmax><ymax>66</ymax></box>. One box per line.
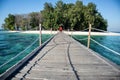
<box><xmin>1</xmin><ymin>30</ymin><xmax>120</xmax><ymax>36</ymax></box>
<box><xmin>63</xmin><ymin>31</ymin><xmax>120</xmax><ymax>36</ymax></box>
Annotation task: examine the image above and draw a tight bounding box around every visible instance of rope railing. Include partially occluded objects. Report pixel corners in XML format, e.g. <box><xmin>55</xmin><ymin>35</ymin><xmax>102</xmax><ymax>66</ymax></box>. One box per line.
<box><xmin>79</xmin><ymin>27</ymin><xmax>108</xmax><ymax>33</ymax></box>
<box><xmin>70</xmin><ymin>28</ymin><xmax>89</xmax><ymax>37</ymax></box>
<box><xmin>71</xmin><ymin>27</ymin><xmax>120</xmax><ymax>55</ymax></box>
<box><xmin>72</xmin><ymin>35</ymin><xmax>88</xmax><ymax>41</ymax></box>
<box><xmin>71</xmin><ymin>28</ymin><xmax>89</xmax><ymax>41</ymax></box>
<box><xmin>91</xmin><ymin>28</ymin><xmax>108</xmax><ymax>33</ymax></box>
<box><xmin>71</xmin><ymin>26</ymin><xmax>120</xmax><ymax>57</ymax></box>
<box><xmin>90</xmin><ymin>38</ymin><xmax>120</xmax><ymax>56</ymax></box>
<box><xmin>78</xmin><ymin>38</ymin><xmax>88</xmax><ymax>41</ymax></box>
<box><xmin>80</xmin><ymin>28</ymin><xmax>89</xmax><ymax>31</ymax></box>
<box><xmin>0</xmin><ymin>38</ymin><xmax>39</xmax><ymax>69</ymax></box>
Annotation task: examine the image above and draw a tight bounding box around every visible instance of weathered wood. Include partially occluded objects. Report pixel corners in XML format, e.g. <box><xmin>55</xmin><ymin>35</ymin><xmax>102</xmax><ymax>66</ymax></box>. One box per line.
<box><xmin>0</xmin><ymin>34</ymin><xmax>54</xmax><ymax>80</ymax></box>
<box><xmin>12</xmin><ymin>32</ymin><xmax>120</xmax><ymax>80</ymax></box>
<box><xmin>87</xmin><ymin>23</ymin><xmax>91</xmax><ymax>48</ymax></box>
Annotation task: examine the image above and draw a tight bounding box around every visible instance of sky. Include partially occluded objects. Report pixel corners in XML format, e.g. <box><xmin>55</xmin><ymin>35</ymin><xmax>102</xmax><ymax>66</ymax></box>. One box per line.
<box><xmin>0</xmin><ymin>0</ymin><xmax>120</xmax><ymax>32</ymax></box>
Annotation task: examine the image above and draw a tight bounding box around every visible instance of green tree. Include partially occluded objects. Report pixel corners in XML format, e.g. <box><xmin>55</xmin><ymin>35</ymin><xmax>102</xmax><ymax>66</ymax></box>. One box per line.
<box><xmin>84</xmin><ymin>2</ymin><xmax>107</xmax><ymax>31</ymax></box>
<box><xmin>69</xmin><ymin>1</ymin><xmax>84</xmax><ymax>30</ymax></box>
<box><xmin>94</xmin><ymin>13</ymin><xmax>107</xmax><ymax>31</ymax></box>
<box><xmin>55</xmin><ymin>0</ymin><xmax>64</xmax><ymax>25</ymax></box>
<box><xmin>41</xmin><ymin>2</ymin><xmax>54</xmax><ymax>29</ymax></box>
<box><xmin>62</xmin><ymin>3</ymin><xmax>73</xmax><ymax>30</ymax></box>
<box><xmin>84</xmin><ymin>3</ymin><xmax>97</xmax><ymax>29</ymax></box>
<box><xmin>4</xmin><ymin>14</ymin><xmax>15</xmax><ymax>30</ymax></box>
<box><xmin>41</xmin><ymin>0</ymin><xmax>107</xmax><ymax>31</ymax></box>
<box><xmin>29</xmin><ymin>12</ymin><xmax>40</xmax><ymax>30</ymax></box>
<box><xmin>3</xmin><ymin>1</ymin><xmax>108</xmax><ymax>31</ymax></box>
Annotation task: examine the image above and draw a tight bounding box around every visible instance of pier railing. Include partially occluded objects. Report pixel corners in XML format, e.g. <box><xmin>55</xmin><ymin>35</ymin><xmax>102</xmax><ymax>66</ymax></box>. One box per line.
<box><xmin>90</xmin><ymin>38</ymin><xmax>120</xmax><ymax>56</ymax></box>
<box><xmin>0</xmin><ymin>33</ymin><xmax>55</xmax><ymax>80</ymax></box>
<box><xmin>71</xmin><ymin>28</ymin><xmax>120</xmax><ymax>65</ymax></box>
<box><xmin>0</xmin><ymin>37</ymin><xmax>39</xmax><ymax>74</ymax></box>
<box><xmin>72</xmin><ymin>27</ymin><xmax>120</xmax><ymax>55</ymax></box>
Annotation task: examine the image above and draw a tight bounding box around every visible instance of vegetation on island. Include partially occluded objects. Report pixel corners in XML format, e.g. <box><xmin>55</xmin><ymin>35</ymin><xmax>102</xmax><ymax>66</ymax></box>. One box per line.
<box><xmin>2</xmin><ymin>0</ymin><xmax>107</xmax><ymax>31</ymax></box>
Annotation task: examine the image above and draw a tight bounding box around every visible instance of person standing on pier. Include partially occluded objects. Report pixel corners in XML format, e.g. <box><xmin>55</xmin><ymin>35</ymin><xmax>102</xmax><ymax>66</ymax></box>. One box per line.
<box><xmin>59</xmin><ymin>26</ymin><xmax>63</xmax><ymax>32</ymax></box>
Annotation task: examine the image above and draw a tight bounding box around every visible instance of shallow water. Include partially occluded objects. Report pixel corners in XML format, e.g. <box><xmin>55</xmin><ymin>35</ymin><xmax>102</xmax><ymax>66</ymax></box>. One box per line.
<box><xmin>0</xmin><ymin>32</ymin><xmax>52</xmax><ymax>73</ymax></box>
<box><xmin>72</xmin><ymin>35</ymin><xmax>120</xmax><ymax>66</ymax></box>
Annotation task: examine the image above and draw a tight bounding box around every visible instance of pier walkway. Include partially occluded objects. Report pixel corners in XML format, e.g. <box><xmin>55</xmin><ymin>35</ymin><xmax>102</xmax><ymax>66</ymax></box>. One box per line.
<box><xmin>13</xmin><ymin>32</ymin><xmax>120</xmax><ymax>80</ymax></box>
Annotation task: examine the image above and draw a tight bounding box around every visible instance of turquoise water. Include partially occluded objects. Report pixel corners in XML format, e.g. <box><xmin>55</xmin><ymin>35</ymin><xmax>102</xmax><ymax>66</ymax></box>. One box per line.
<box><xmin>0</xmin><ymin>32</ymin><xmax>52</xmax><ymax>74</ymax></box>
<box><xmin>72</xmin><ymin>35</ymin><xmax>120</xmax><ymax>66</ymax></box>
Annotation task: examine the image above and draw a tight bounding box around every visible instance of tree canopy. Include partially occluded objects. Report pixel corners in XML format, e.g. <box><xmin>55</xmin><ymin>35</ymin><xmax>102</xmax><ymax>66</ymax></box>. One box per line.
<box><xmin>4</xmin><ymin>14</ymin><xmax>15</xmax><ymax>30</ymax></box>
<box><xmin>3</xmin><ymin>12</ymin><xmax>42</xmax><ymax>30</ymax></box>
<box><xmin>3</xmin><ymin>0</ymin><xmax>107</xmax><ymax>31</ymax></box>
<box><xmin>41</xmin><ymin>0</ymin><xmax>107</xmax><ymax>31</ymax></box>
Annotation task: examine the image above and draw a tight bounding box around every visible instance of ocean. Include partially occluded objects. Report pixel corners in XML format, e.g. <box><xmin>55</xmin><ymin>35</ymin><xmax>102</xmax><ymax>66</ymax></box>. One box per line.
<box><xmin>0</xmin><ymin>31</ymin><xmax>120</xmax><ymax>74</ymax></box>
<box><xmin>72</xmin><ymin>35</ymin><xmax>120</xmax><ymax>66</ymax></box>
<box><xmin>0</xmin><ymin>32</ymin><xmax>52</xmax><ymax>74</ymax></box>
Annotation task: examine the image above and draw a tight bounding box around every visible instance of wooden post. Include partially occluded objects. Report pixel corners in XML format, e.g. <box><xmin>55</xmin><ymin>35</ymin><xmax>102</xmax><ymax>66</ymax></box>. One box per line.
<box><xmin>39</xmin><ymin>24</ymin><xmax>42</xmax><ymax>46</ymax></box>
<box><xmin>87</xmin><ymin>23</ymin><xmax>91</xmax><ymax>48</ymax></box>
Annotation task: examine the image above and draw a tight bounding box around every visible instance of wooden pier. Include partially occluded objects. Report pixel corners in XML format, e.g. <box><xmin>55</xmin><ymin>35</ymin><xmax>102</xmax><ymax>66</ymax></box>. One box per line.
<box><xmin>12</xmin><ymin>32</ymin><xmax>120</xmax><ymax>80</ymax></box>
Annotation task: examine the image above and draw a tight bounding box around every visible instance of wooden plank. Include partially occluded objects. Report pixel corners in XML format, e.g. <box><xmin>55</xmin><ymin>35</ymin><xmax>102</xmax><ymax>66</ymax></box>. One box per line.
<box><xmin>0</xmin><ymin>34</ymin><xmax>55</xmax><ymax>80</ymax></box>
<box><xmin>12</xmin><ymin>32</ymin><xmax>120</xmax><ymax>80</ymax></box>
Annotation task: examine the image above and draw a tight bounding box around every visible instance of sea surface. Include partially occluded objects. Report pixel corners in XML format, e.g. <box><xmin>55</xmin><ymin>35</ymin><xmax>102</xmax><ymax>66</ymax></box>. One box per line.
<box><xmin>0</xmin><ymin>32</ymin><xmax>120</xmax><ymax>74</ymax></box>
<box><xmin>0</xmin><ymin>32</ymin><xmax>52</xmax><ymax>74</ymax></box>
<box><xmin>72</xmin><ymin>35</ymin><xmax>120</xmax><ymax>66</ymax></box>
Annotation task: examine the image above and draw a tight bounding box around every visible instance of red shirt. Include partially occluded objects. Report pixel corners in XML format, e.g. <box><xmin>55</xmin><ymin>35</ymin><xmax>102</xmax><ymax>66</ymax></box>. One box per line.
<box><xmin>59</xmin><ymin>26</ymin><xmax>62</xmax><ymax>31</ymax></box>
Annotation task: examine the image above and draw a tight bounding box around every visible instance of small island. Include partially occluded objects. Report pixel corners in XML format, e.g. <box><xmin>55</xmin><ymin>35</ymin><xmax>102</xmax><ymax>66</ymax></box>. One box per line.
<box><xmin>2</xmin><ymin>1</ymin><xmax>107</xmax><ymax>32</ymax></box>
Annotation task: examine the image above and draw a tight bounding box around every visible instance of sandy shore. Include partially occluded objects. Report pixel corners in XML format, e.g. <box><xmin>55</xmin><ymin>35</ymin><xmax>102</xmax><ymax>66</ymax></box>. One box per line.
<box><xmin>63</xmin><ymin>31</ymin><xmax>120</xmax><ymax>36</ymax></box>
<box><xmin>1</xmin><ymin>30</ymin><xmax>120</xmax><ymax>36</ymax></box>
<box><xmin>0</xmin><ymin>30</ymin><xmax>58</xmax><ymax>34</ymax></box>
<box><xmin>20</xmin><ymin>30</ymin><xmax>58</xmax><ymax>34</ymax></box>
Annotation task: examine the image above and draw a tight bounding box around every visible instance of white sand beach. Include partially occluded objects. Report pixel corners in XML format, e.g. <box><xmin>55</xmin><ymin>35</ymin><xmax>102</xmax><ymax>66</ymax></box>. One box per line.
<box><xmin>1</xmin><ymin>30</ymin><xmax>120</xmax><ymax>36</ymax></box>
<box><xmin>63</xmin><ymin>31</ymin><xmax>120</xmax><ymax>36</ymax></box>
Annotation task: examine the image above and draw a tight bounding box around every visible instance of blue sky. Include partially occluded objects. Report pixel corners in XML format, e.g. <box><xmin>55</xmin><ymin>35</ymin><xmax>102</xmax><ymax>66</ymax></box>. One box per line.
<box><xmin>0</xmin><ymin>0</ymin><xmax>120</xmax><ymax>32</ymax></box>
